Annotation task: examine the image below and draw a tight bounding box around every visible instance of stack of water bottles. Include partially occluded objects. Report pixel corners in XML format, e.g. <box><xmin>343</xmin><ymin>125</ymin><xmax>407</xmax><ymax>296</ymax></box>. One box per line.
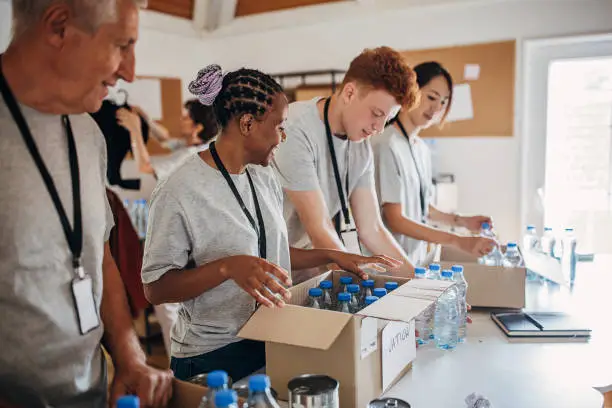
<box><xmin>194</xmin><ymin>371</ymin><xmax>281</xmax><ymax>408</ymax></box>
<box><xmin>477</xmin><ymin>223</ymin><xmax>523</xmax><ymax>268</ymax></box>
<box><xmin>521</xmin><ymin>224</ymin><xmax>578</xmax><ymax>285</ymax></box>
<box><xmin>414</xmin><ymin>263</ymin><xmax>468</xmax><ymax>350</ymax></box>
<box><xmin>123</xmin><ymin>198</ymin><xmax>149</xmax><ymax>239</ymax></box>
<box><xmin>306</xmin><ymin>276</ymin><xmax>399</xmax><ymax>314</ymax></box>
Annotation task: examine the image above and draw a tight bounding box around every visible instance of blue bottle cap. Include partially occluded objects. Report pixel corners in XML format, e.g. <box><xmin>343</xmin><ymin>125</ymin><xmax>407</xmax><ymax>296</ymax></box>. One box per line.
<box><xmin>308</xmin><ymin>288</ymin><xmax>322</xmax><ymax>297</ymax></box>
<box><xmin>319</xmin><ymin>280</ymin><xmax>333</xmax><ymax>289</ymax></box>
<box><xmin>481</xmin><ymin>222</ymin><xmax>490</xmax><ymax>230</ymax></box>
<box><xmin>526</xmin><ymin>225</ymin><xmax>535</xmax><ymax>230</ymax></box>
<box><xmin>565</xmin><ymin>228</ymin><xmax>574</xmax><ymax>232</ymax></box>
<box><xmin>214</xmin><ymin>390</ymin><xmax>237</xmax><ymax>407</ymax></box>
<box><xmin>429</xmin><ymin>264</ymin><xmax>441</xmax><ymax>271</ymax></box>
<box><xmin>544</xmin><ymin>227</ymin><xmax>552</xmax><ymax>231</ymax></box>
<box><xmin>248</xmin><ymin>374</ymin><xmax>271</xmax><ymax>392</ymax></box>
<box><xmin>116</xmin><ymin>396</ymin><xmax>139</xmax><ymax>408</ymax></box>
<box><xmin>207</xmin><ymin>370</ymin><xmax>229</xmax><ymax>388</ymax></box>
<box><xmin>441</xmin><ymin>270</ymin><xmax>453</xmax><ymax>278</ymax></box>
<box><xmin>365</xmin><ymin>295</ymin><xmax>379</xmax><ymax>306</ymax></box>
<box><xmin>347</xmin><ymin>284</ymin><xmax>360</xmax><ymax>293</ymax></box>
<box><xmin>339</xmin><ymin>276</ymin><xmax>353</xmax><ymax>285</ymax></box>
<box><xmin>385</xmin><ymin>282</ymin><xmax>399</xmax><ymax>291</ymax></box>
<box><xmin>415</xmin><ymin>267</ymin><xmax>427</xmax><ymax>275</ymax></box>
<box><xmin>507</xmin><ymin>242</ymin><xmax>517</xmax><ymax>248</ymax></box>
<box><xmin>338</xmin><ymin>292</ymin><xmax>351</xmax><ymax>302</ymax></box>
<box><xmin>362</xmin><ymin>279</ymin><xmax>375</xmax><ymax>288</ymax></box>
<box><xmin>451</xmin><ymin>265</ymin><xmax>464</xmax><ymax>273</ymax></box>
<box><xmin>373</xmin><ymin>288</ymin><xmax>387</xmax><ymax>298</ymax></box>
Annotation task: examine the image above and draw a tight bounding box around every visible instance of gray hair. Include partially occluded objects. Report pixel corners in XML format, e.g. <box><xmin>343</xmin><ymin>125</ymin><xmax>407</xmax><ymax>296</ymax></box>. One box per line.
<box><xmin>12</xmin><ymin>0</ymin><xmax>148</xmax><ymax>38</ymax></box>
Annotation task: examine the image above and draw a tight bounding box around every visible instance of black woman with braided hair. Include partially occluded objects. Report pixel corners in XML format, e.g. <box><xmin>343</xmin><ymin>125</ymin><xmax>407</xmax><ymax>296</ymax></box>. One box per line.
<box><xmin>140</xmin><ymin>65</ymin><xmax>401</xmax><ymax>381</ymax></box>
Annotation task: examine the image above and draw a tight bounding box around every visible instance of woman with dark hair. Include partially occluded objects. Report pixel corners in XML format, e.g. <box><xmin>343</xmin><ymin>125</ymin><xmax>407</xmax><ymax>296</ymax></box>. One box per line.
<box><xmin>141</xmin><ymin>65</ymin><xmax>399</xmax><ymax>381</ymax></box>
<box><xmin>118</xmin><ymin>99</ymin><xmax>219</xmax><ymax>180</ymax></box>
<box><xmin>372</xmin><ymin>61</ymin><xmax>495</xmax><ymax>266</ymax></box>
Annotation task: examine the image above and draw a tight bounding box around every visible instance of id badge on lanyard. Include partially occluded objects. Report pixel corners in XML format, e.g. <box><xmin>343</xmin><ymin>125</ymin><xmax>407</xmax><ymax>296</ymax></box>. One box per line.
<box><xmin>0</xmin><ymin>63</ymin><xmax>100</xmax><ymax>335</ymax></box>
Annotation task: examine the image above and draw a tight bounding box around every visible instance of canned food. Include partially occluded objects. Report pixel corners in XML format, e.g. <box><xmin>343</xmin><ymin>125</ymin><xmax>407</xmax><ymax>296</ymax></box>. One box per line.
<box><xmin>288</xmin><ymin>374</ymin><xmax>339</xmax><ymax>408</ymax></box>
<box><xmin>368</xmin><ymin>397</ymin><xmax>411</xmax><ymax>408</ymax></box>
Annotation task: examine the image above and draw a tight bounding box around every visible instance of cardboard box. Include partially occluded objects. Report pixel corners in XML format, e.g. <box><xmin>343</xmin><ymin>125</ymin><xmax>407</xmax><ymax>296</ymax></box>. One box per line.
<box><xmin>238</xmin><ymin>270</ymin><xmax>452</xmax><ymax>408</ymax></box>
<box><xmin>437</xmin><ymin>246</ymin><xmax>526</xmax><ymax>309</ymax></box>
<box><xmin>169</xmin><ymin>379</ymin><xmax>207</xmax><ymax>408</ymax></box>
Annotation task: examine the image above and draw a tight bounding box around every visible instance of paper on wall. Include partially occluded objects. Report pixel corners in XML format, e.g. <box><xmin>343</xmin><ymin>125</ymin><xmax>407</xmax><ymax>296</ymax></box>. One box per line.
<box><xmin>113</xmin><ymin>78</ymin><xmax>163</xmax><ymax>120</ymax></box>
<box><xmin>464</xmin><ymin>64</ymin><xmax>481</xmax><ymax>81</ymax></box>
<box><xmin>446</xmin><ymin>83</ymin><xmax>474</xmax><ymax>123</ymax></box>
<box><xmin>382</xmin><ymin>321</ymin><xmax>416</xmax><ymax>391</ymax></box>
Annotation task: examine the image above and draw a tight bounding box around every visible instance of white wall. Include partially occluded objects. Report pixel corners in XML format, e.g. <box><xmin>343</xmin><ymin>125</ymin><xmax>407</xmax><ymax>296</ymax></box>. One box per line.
<box><xmin>135</xmin><ymin>0</ymin><xmax>612</xmax><ymax>242</ymax></box>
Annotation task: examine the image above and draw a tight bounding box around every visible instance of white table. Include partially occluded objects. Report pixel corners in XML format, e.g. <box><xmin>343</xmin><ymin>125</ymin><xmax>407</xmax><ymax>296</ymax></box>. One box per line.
<box><xmin>382</xmin><ymin>256</ymin><xmax>612</xmax><ymax>408</ymax></box>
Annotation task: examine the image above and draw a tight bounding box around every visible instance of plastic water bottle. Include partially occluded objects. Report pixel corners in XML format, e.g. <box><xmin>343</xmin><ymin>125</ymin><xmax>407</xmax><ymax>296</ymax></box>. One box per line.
<box><xmin>307</xmin><ymin>288</ymin><xmax>322</xmax><ymax>309</ymax></box>
<box><xmin>502</xmin><ymin>243</ymin><xmax>523</xmax><ymax>268</ymax></box>
<box><xmin>199</xmin><ymin>370</ymin><xmax>229</xmax><ymax>408</ymax></box>
<box><xmin>433</xmin><ymin>270</ymin><xmax>459</xmax><ymax>350</ymax></box>
<box><xmin>338</xmin><ymin>276</ymin><xmax>353</xmax><ymax>294</ymax></box>
<box><xmin>138</xmin><ymin>199</ymin><xmax>149</xmax><ymax>239</ymax></box>
<box><xmin>364</xmin><ymin>296</ymin><xmax>379</xmax><ymax>307</ymax></box>
<box><xmin>214</xmin><ymin>390</ymin><xmax>238</xmax><ymax>408</ymax></box>
<box><xmin>318</xmin><ymin>280</ymin><xmax>334</xmax><ymax>310</ymax></box>
<box><xmin>522</xmin><ymin>225</ymin><xmax>540</xmax><ymax>252</ymax></box>
<box><xmin>540</xmin><ymin>227</ymin><xmax>556</xmax><ymax>257</ymax></box>
<box><xmin>123</xmin><ymin>198</ymin><xmax>130</xmax><ymax>209</ymax></box>
<box><xmin>129</xmin><ymin>200</ymin><xmax>139</xmax><ymax>231</ymax></box>
<box><xmin>347</xmin><ymin>284</ymin><xmax>360</xmax><ymax>313</ymax></box>
<box><xmin>385</xmin><ymin>281</ymin><xmax>399</xmax><ymax>292</ymax></box>
<box><xmin>427</xmin><ymin>264</ymin><xmax>442</xmax><ymax>280</ymax></box>
<box><xmin>452</xmin><ymin>265</ymin><xmax>468</xmax><ymax>343</ymax></box>
<box><xmin>244</xmin><ymin>374</ymin><xmax>280</xmax><ymax>408</ymax></box>
<box><xmin>336</xmin><ymin>292</ymin><xmax>351</xmax><ymax>313</ymax></box>
<box><xmin>479</xmin><ymin>223</ymin><xmax>503</xmax><ymax>266</ymax></box>
<box><xmin>414</xmin><ymin>267</ymin><xmax>433</xmax><ymax>344</ymax></box>
<box><xmin>373</xmin><ymin>288</ymin><xmax>387</xmax><ymax>298</ymax></box>
<box><xmin>117</xmin><ymin>396</ymin><xmax>139</xmax><ymax>408</ymax></box>
<box><xmin>561</xmin><ymin>228</ymin><xmax>577</xmax><ymax>285</ymax></box>
<box><xmin>360</xmin><ymin>279</ymin><xmax>375</xmax><ymax>307</ymax></box>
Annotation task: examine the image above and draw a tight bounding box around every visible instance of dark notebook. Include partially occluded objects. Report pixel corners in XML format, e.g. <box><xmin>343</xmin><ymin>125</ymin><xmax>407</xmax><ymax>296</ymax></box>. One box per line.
<box><xmin>491</xmin><ymin>311</ymin><xmax>591</xmax><ymax>338</ymax></box>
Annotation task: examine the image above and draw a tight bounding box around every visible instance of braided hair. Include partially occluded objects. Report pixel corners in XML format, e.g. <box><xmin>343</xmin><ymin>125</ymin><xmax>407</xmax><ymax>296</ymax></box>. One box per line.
<box><xmin>188</xmin><ymin>65</ymin><xmax>283</xmax><ymax>129</ymax></box>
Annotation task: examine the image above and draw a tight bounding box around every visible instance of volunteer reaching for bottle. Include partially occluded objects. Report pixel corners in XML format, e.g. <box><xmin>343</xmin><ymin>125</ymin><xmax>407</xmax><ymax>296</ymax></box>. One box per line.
<box><xmin>141</xmin><ymin>65</ymin><xmax>400</xmax><ymax>383</ymax></box>
<box><xmin>372</xmin><ymin>61</ymin><xmax>496</xmax><ymax>266</ymax></box>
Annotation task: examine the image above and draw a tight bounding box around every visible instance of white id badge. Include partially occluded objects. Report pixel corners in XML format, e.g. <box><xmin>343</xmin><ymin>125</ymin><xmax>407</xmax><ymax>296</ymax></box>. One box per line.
<box><xmin>72</xmin><ymin>275</ymin><xmax>100</xmax><ymax>335</ymax></box>
<box><xmin>341</xmin><ymin>229</ymin><xmax>362</xmax><ymax>255</ymax></box>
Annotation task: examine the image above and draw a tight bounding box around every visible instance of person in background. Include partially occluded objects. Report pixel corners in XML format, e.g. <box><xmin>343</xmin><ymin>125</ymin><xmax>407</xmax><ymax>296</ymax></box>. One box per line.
<box><xmin>0</xmin><ymin>1</ymin><xmax>173</xmax><ymax>407</ymax></box>
<box><xmin>141</xmin><ymin>65</ymin><xmax>400</xmax><ymax>382</ymax></box>
<box><xmin>118</xmin><ymin>98</ymin><xmax>219</xmax><ymax>180</ymax></box>
<box><xmin>372</xmin><ymin>61</ymin><xmax>495</xmax><ymax>266</ymax></box>
<box><xmin>273</xmin><ymin>47</ymin><xmax>420</xmax><ymax>281</ymax></box>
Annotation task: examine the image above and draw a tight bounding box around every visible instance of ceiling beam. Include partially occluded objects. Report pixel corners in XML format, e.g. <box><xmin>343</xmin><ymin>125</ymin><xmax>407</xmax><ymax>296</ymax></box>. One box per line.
<box><xmin>192</xmin><ymin>0</ymin><xmax>237</xmax><ymax>32</ymax></box>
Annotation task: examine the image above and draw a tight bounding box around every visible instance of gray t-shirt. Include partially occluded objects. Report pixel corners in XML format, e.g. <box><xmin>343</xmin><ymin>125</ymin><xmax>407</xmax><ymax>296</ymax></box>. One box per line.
<box><xmin>273</xmin><ymin>98</ymin><xmax>374</xmax><ymax>249</ymax></box>
<box><xmin>151</xmin><ymin>143</ymin><xmax>209</xmax><ymax>181</ymax></box>
<box><xmin>0</xmin><ymin>101</ymin><xmax>114</xmax><ymax>407</ymax></box>
<box><xmin>372</xmin><ymin>125</ymin><xmax>433</xmax><ymax>265</ymax></box>
<box><xmin>141</xmin><ymin>155</ymin><xmax>291</xmax><ymax>358</ymax></box>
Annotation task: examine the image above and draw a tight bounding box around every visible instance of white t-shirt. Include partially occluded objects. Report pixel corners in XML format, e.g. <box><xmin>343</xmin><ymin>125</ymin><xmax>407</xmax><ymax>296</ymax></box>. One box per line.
<box><xmin>372</xmin><ymin>125</ymin><xmax>433</xmax><ymax>266</ymax></box>
<box><xmin>273</xmin><ymin>98</ymin><xmax>374</xmax><ymax>249</ymax></box>
<box><xmin>151</xmin><ymin>143</ymin><xmax>209</xmax><ymax>181</ymax></box>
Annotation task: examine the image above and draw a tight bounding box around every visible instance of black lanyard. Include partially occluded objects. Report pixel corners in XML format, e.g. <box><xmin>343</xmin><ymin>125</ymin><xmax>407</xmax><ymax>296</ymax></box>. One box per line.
<box><xmin>323</xmin><ymin>98</ymin><xmax>351</xmax><ymax>234</ymax></box>
<box><xmin>0</xmin><ymin>62</ymin><xmax>84</xmax><ymax>274</ymax></box>
<box><xmin>209</xmin><ymin>141</ymin><xmax>266</xmax><ymax>259</ymax></box>
<box><xmin>393</xmin><ymin>117</ymin><xmax>427</xmax><ymax>218</ymax></box>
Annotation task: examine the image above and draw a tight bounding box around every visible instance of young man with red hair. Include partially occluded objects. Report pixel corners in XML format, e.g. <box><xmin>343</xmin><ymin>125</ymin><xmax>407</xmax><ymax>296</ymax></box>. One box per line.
<box><xmin>274</xmin><ymin>47</ymin><xmax>419</xmax><ymax>280</ymax></box>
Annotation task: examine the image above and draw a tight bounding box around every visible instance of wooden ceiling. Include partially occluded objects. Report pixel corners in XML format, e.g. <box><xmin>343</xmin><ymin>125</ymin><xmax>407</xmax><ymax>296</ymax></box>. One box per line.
<box><xmin>146</xmin><ymin>0</ymin><xmax>346</xmax><ymax>20</ymax></box>
<box><xmin>235</xmin><ymin>0</ymin><xmax>346</xmax><ymax>17</ymax></box>
<box><xmin>147</xmin><ymin>0</ymin><xmax>194</xmax><ymax>19</ymax></box>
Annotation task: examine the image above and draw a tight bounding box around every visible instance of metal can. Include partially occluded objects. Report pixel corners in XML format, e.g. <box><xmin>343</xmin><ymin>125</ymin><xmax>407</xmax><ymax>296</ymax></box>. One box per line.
<box><xmin>368</xmin><ymin>398</ymin><xmax>411</xmax><ymax>408</ymax></box>
<box><xmin>288</xmin><ymin>374</ymin><xmax>339</xmax><ymax>408</ymax></box>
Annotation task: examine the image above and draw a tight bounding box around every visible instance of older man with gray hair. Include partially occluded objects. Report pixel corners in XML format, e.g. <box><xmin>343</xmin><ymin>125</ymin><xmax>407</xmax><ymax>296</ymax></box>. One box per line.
<box><xmin>0</xmin><ymin>1</ymin><xmax>173</xmax><ymax>407</ymax></box>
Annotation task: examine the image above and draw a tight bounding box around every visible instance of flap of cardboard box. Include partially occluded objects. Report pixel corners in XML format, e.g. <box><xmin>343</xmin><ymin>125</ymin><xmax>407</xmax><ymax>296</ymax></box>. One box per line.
<box><xmin>237</xmin><ymin>304</ymin><xmax>352</xmax><ymax>350</ymax></box>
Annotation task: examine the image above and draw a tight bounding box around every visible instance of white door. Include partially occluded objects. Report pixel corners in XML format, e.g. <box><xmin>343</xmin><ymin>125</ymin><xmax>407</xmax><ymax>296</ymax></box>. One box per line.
<box><xmin>522</xmin><ymin>34</ymin><xmax>612</xmax><ymax>254</ymax></box>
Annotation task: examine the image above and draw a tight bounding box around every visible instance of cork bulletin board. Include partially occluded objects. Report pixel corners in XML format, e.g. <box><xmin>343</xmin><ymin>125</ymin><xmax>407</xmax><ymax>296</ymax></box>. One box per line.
<box><xmin>400</xmin><ymin>40</ymin><xmax>516</xmax><ymax>137</ymax></box>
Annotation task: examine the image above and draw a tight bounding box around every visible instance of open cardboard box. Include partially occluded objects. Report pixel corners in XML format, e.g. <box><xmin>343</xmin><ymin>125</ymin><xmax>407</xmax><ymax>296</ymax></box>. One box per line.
<box><xmin>436</xmin><ymin>245</ymin><xmax>526</xmax><ymax>309</ymax></box>
<box><xmin>168</xmin><ymin>379</ymin><xmax>207</xmax><ymax>408</ymax></box>
<box><xmin>237</xmin><ymin>270</ymin><xmax>453</xmax><ymax>408</ymax></box>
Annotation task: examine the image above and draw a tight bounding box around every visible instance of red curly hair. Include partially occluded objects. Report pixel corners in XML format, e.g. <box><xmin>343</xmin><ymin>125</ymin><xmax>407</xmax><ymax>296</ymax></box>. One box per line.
<box><xmin>341</xmin><ymin>46</ymin><xmax>419</xmax><ymax>110</ymax></box>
